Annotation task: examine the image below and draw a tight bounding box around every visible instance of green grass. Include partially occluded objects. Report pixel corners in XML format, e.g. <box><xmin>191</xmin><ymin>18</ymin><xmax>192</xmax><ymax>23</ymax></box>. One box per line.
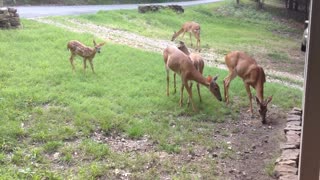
<box><xmin>66</xmin><ymin>0</ymin><xmax>302</xmax><ymax>57</ymax></box>
<box><xmin>0</xmin><ymin>3</ymin><xmax>303</xmax><ymax>178</ymax></box>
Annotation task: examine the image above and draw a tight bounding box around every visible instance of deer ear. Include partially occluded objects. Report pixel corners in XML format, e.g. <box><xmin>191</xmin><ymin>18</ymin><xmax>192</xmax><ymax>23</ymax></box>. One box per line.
<box><xmin>213</xmin><ymin>75</ymin><xmax>219</xmax><ymax>81</ymax></box>
<box><xmin>93</xmin><ymin>40</ymin><xmax>97</xmax><ymax>46</ymax></box>
<box><xmin>266</xmin><ymin>96</ymin><xmax>273</xmax><ymax>104</ymax></box>
<box><xmin>99</xmin><ymin>42</ymin><xmax>106</xmax><ymax>46</ymax></box>
<box><xmin>207</xmin><ymin>75</ymin><xmax>212</xmax><ymax>82</ymax></box>
<box><xmin>256</xmin><ymin>96</ymin><xmax>261</xmax><ymax>105</ymax></box>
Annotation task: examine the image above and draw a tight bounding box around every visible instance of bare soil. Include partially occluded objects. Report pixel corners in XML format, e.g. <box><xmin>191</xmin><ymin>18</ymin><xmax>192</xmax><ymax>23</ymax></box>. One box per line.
<box><xmin>34</xmin><ymin>18</ymin><xmax>293</xmax><ymax>179</ymax></box>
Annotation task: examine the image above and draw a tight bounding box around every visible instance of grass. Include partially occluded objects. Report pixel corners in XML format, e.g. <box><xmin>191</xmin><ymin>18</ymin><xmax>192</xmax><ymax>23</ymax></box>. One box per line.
<box><xmin>0</xmin><ymin>1</ymin><xmax>303</xmax><ymax>179</ymax></box>
<box><xmin>64</xmin><ymin>0</ymin><xmax>303</xmax><ymax>62</ymax></box>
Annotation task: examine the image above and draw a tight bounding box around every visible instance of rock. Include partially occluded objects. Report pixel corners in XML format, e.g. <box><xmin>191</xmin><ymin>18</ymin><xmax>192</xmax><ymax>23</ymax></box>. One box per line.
<box><xmin>276</xmin><ymin>159</ymin><xmax>297</xmax><ymax>167</ymax></box>
<box><xmin>280</xmin><ymin>143</ymin><xmax>299</xmax><ymax>150</ymax></box>
<box><xmin>286</xmin><ymin>133</ymin><xmax>301</xmax><ymax>146</ymax></box>
<box><xmin>279</xmin><ymin>174</ymin><xmax>298</xmax><ymax>180</ymax></box>
<box><xmin>280</xmin><ymin>149</ymin><xmax>300</xmax><ymax>161</ymax></box>
<box><xmin>274</xmin><ymin>165</ymin><xmax>298</xmax><ymax>177</ymax></box>
<box><xmin>138</xmin><ymin>5</ymin><xmax>184</xmax><ymax>13</ymax></box>
<box><xmin>286</xmin><ymin>115</ymin><xmax>301</xmax><ymax>122</ymax></box>
<box><xmin>284</xmin><ymin>126</ymin><xmax>302</xmax><ymax>133</ymax></box>
<box><xmin>287</xmin><ymin>121</ymin><xmax>301</xmax><ymax>127</ymax></box>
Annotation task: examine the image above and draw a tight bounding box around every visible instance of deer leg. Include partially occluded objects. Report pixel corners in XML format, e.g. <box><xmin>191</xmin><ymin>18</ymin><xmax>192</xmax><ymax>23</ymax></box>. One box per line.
<box><xmin>89</xmin><ymin>59</ymin><xmax>95</xmax><ymax>73</ymax></box>
<box><xmin>69</xmin><ymin>54</ymin><xmax>75</xmax><ymax>72</ymax></box>
<box><xmin>166</xmin><ymin>69</ymin><xmax>170</xmax><ymax>96</ymax></box>
<box><xmin>196</xmin><ymin>82</ymin><xmax>202</xmax><ymax>102</ymax></box>
<box><xmin>83</xmin><ymin>58</ymin><xmax>87</xmax><ymax>73</ymax></box>
<box><xmin>223</xmin><ymin>70</ymin><xmax>237</xmax><ymax>104</ymax></box>
<box><xmin>174</xmin><ymin>73</ymin><xmax>176</xmax><ymax>94</ymax></box>
<box><xmin>179</xmin><ymin>81</ymin><xmax>185</xmax><ymax>107</ymax></box>
<box><xmin>184</xmin><ymin>79</ymin><xmax>196</xmax><ymax>111</ymax></box>
<box><xmin>244</xmin><ymin>83</ymin><xmax>253</xmax><ymax>115</ymax></box>
<box><xmin>187</xmin><ymin>81</ymin><xmax>193</xmax><ymax>106</ymax></box>
<box><xmin>189</xmin><ymin>32</ymin><xmax>193</xmax><ymax>47</ymax></box>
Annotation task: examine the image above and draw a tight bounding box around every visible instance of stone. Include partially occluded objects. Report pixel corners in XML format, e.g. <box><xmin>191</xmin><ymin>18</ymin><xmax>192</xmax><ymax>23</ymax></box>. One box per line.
<box><xmin>276</xmin><ymin>159</ymin><xmax>297</xmax><ymax>167</ymax></box>
<box><xmin>280</xmin><ymin>149</ymin><xmax>300</xmax><ymax>161</ymax></box>
<box><xmin>279</xmin><ymin>174</ymin><xmax>298</xmax><ymax>180</ymax></box>
<box><xmin>280</xmin><ymin>143</ymin><xmax>299</xmax><ymax>150</ymax></box>
<box><xmin>286</xmin><ymin>130</ymin><xmax>301</xmax><ymax>136</ymax></box>
<box><xmin>284</xmin><ymin>126</ymin><xmax>302</xmax><ymax>133</ymax></box>
<box><xmin>286</xmin><ymin>115</ymin><xmax>301</xmax><ymax>122</ymax></box>
<box><xmin>292</xmin><ymin>107</ymin><xmax>302</xmax><ymax>112</ymax></box>
<box><xmin>274</xmin><ymin>165</ymin><xmax>298</xmax><ymax>177</ymax></box>
<box><xmin>286</xmin><ymin>133</ymin><xmax>301</xmax><ymax>146</ymax></box>
<box><xmin>287</xmin><ymin>120</ymin><xmax>301</xmax><ymax>126</ymax></box>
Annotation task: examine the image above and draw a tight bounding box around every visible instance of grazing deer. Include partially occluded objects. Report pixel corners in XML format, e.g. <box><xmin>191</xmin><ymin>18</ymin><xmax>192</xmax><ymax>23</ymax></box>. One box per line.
<box><xmin>67</xmin><ymin>40</ymin><xmax>106</xmax><ymax>73</ymax></box>
<box><xmin>171</xmin><ymin>21</ymin><xmax>201</xmax><ymax>51</ymax></box>
<box><xmin>223</xmin><ymin>51</ymin><xmax>272</xmax><ymax>124</ymax></box>
<box><xmin>163</xmin><ymin>45</ymin><xmax>222</xmax><ymax>111</ymax></box>
<box><xmin>177</xmin><ymin>41</ymin><xmax>204</xmax><ymax>102</ymax></box>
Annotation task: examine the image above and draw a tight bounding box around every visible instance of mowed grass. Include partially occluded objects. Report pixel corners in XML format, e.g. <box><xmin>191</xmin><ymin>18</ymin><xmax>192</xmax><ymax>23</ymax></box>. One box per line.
<box><xmin>0</xmin><ymin>18</ymin><xmax>301</xmax><ymax>179</ymax></box>
<box><xmin>69</xmin><ymin>0</ymin><xmax>302</xmax><ymax>61</ymax></box>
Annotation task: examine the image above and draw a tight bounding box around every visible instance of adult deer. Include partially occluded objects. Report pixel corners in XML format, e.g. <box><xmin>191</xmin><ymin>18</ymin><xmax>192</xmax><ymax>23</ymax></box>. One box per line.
<box><xmin>177</xmin><ymin>41</ymin><xmax>204</xmax><ymax>102</ymax></box>
<box><xmin>67</xmin><ymin>40</ymin><xmax>106</xmax><ymax>73</ymax></box>
<box><xmin>223</xmin><ymin>51</ymin><xmax>272</xmax><ymax>124</ymax></box>
<box><xmin>171</xmin><ymin>21</ymin><xmax>201</xmax><ymax>51</ymax></box>
<box><xmin>163</xmin><ymin>45</ymin><xmax>222</xmax><ymax>111</ymax></box>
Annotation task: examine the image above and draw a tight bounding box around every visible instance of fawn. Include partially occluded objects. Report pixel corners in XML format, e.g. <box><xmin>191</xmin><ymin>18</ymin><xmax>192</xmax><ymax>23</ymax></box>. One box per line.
<box><xmin>67</xmin><ymin>40</ymin><xmax>106</xmax><ymax>73</ymax></box>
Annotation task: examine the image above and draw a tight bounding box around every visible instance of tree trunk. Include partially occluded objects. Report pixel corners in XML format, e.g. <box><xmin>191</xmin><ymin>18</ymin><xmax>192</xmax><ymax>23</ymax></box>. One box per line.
<box><xmin>236</xmin><ymin>0</ymin><xmax>240</xmax><ymax>5</ymax></box>
<box><xmin>0</xmin><ymin>0</ymin><xmax>3</xmax><ymax>7</ymax></box>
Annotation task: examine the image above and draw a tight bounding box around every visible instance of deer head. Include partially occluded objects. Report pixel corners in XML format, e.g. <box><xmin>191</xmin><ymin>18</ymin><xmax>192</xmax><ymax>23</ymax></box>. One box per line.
<box><xmin>171</xmin><ymin>31</ymin><xmax>177</xmax><ymax>41</ymax></box>
<box><xmin>207</xmin><ymin>75</ymin><xmax>222</xmax><ymax>101</ymax></box>
<box><xmin>93</xmin><ymin>40</ymin><xmax>106</xmax><ymax>53</ymax></box>
<box><xmin>256</xmin><ymin>96</ymin><xmax>273</xmax><ymax>124</ymax></box>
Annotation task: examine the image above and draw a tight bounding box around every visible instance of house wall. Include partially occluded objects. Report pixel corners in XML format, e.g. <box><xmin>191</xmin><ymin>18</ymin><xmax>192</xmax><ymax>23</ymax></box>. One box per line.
<box><xmin>298</xmin><ymin>0</ymin><xmax>320</xmax><ymax>179</ymax></box>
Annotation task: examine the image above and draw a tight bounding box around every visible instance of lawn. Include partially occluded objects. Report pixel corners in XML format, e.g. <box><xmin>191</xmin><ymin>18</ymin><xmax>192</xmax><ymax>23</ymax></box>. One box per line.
<box><xmin>0</xmin><ymin>1</ymin><xmax>303</xmax><ymax>179</ymax></box>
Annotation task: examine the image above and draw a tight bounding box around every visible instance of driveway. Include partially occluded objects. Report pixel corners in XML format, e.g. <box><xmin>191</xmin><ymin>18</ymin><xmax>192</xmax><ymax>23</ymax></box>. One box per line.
<box><xmin>15</xmin><ymin>0</ymin><xmax>222</xmax><ymax>18</ymax></box>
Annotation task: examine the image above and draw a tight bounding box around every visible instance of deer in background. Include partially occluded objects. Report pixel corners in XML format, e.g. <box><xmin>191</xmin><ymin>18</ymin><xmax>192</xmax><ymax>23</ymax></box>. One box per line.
<box><xmin>67</xmin><ymin>40</ymin><xmax>106</xmax><ymax>73</ymax></box>
<box><xmin>163</xmin><ymin>45</ymin><xmax>222</xmax><ymax>112</ymax></box>
<box><xmin>223</xmin><ymin>51</ymin><xmax>272</xmax><ymax>124</ymax></box>
<box><xmin>177</xmin><ymin>41</ymin><xmax>204</xmax><ymax>103</ymax></box>
<box><xmin>171</xmin><ymin>21</ymin><xmax>201</xmax><ymax>51</ymax></box>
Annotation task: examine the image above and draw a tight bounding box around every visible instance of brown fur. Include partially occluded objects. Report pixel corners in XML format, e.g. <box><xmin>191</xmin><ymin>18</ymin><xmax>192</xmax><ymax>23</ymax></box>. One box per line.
<box><xmin>171</xmin><ymin>21</ymin><xmax>201</xmax><ymax>51</ymax></box>
<box><xmin>223</xmin><ymin>51</ymin><xmax>272</xmax><ymax>124</ymax></box>
<box><xmin>177</xmin><ymin>41</ymin><xmax>204</xmax><ymax>102</ymax></box>
<box><xmin>67</xmin><ymin>40</ymin><xmax>105</xmax><ymax>73</ymax></box>
<box><xmin>163</xmin><ymin>45</ymin><xmax>222</xmax><ymax>111</ymax></box>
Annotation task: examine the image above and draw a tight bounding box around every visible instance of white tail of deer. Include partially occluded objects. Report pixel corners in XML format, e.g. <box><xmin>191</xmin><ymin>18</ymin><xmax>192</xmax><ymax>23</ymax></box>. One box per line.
<box><xmin>67</xmin><ymin>40</ymin><xmax>106</xmax><ymax>73</ymax></box>
<box><xmin>223</xmin><ymin>51</ymin><xmax>272</xmax><ymax>124</ymax></box>
<box><xmin>171</xmin><ymin>21</ymin><xmax>201</xmax><ymax>51</ymax></box>
<box><xmin>177</xmin><ymin>41</ymin><xmax>204</xmax><ymax>102</ymax></box>
<box><xmin>163</xmin><ymin>45</ymin><xmax>222</xmax><ymax>111</ymax></box>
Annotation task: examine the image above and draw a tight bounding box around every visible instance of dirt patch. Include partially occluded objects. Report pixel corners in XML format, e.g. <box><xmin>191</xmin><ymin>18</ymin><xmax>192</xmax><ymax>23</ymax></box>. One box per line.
<box><xmin>213</xmin><ymin>106</ymin><xmax>287</xmax><ymax>180</ymax></box>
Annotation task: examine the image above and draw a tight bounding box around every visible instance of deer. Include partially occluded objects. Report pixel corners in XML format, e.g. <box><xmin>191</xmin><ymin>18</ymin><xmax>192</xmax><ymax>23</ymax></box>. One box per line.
<box><xmin>171</xmin><ymin>21</ymin><xmax>201</xmax><ymax>51</ymax></box>
<box><xmin>223</xmin><ymin>51</ymin><xmax>272</xmax><ymax>124</ymax></box>
<box><xmin>177</xmin><ymin>41</ymin><xmax>204</xmax><ymax>103</ymax></box>
<box><xmin>163</xmin><ymin>45</ymin><xmax>222</xmax><ymax>112</ymax></box>
<box><xmin>67</xmin><ymin>40</ymin><xmax>106</xmax><ymax>73</ymax></box>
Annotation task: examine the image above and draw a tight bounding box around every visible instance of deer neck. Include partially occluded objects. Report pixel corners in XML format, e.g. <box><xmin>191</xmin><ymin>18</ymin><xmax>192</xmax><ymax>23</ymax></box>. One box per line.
<box><xmin>179</xmin><ymin>46</ymin><xmax>190</xmax><ymax>56</ymax></box>
<box><xmin>254</xmin><ymin>67</ymin><xmax>265</xmax><ymax>101</ymax></box>
<box><xmin>188</xmin><ymin>69</ymin><xmax>209</xmax><ymax>87</ymax></box>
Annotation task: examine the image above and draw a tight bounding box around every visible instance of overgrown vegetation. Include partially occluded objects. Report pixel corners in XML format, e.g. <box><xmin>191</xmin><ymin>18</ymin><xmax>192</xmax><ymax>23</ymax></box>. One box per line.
<box><xmin>0</xmin><ymin>1</ymin><xmax>303</xmax><ymax>178</ymax></box>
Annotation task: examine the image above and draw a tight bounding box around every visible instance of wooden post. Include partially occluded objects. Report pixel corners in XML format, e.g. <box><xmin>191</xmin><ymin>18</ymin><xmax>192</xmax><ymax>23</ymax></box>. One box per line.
<box><xmin>298</xmin><ymin>0</ymin><xmax>320</xmax><ymax>179</ymax></box>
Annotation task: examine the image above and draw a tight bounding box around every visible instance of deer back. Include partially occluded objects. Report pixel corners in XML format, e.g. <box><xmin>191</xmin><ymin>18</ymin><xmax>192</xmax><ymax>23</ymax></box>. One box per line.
<box><xmin>67</xmin><ymin>40</ymin><xmax>96</xmax><ymax>58</ymax></box>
